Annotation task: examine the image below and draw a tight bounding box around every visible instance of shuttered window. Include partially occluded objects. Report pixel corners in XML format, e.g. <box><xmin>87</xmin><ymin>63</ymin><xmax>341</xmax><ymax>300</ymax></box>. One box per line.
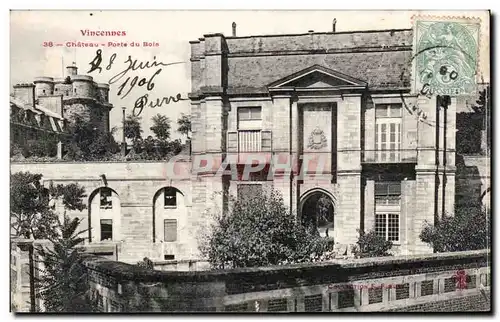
<box><xmin>375</xmin><ymin>182</ymin><xmax>401</xmax><ymax>206</ymax></box>
<box><xmin>164</xmin><ymin>219</ymin><xmax>177</xmax><ymax>242</ymax></box>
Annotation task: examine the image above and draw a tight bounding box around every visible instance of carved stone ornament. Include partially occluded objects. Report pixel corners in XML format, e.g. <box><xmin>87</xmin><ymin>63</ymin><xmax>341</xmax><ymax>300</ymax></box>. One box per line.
<box><xmin>307</xmin><ymin>127</ymin><xmax>327</xmax><ymax>150</ymax></box>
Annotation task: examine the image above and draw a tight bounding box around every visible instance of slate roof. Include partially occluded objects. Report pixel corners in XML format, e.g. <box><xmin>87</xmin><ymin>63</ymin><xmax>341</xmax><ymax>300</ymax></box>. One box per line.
<box><xmin>10</xmin><ymin>99</ymin><xmax>64</xmax><ymax>133</ymax></box>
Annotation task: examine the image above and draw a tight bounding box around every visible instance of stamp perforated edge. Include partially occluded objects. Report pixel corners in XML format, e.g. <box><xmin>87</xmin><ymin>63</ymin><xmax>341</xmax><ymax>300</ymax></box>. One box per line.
<box><xmin>410</xmin><ymin>14</ymin><xmax>485</xmax><ymax>96</ymax></box>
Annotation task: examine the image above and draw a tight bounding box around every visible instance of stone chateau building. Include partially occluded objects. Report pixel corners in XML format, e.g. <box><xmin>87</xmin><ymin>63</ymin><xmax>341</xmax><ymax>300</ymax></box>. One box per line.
<box><xmin>12</xmin><ymin>25</ymin><xmax>489</xmax><ymax>265</ymax></box>
<box><xmin>10</xmin><ymin>63</ymin><xmax>113</xmax><ymax>152</ymax></box>
<box><xmin>188</xmin><ymin>26</ymin><xmax>458</xmax><ymax>256</ymax></box>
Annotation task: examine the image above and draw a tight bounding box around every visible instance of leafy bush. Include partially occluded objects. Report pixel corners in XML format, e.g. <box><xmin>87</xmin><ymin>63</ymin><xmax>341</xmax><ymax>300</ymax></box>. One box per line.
<box><xmin>420</xmin><ymin>203</ymin><xmax>490</xmax><ymax>252</ymax></box>
<box><xmin>200</xmin><ymin>189</ymin><xmax>333</xmax><ymax>269</ymax></box>
<box><xmin>136</xmin><ymin>257</ymin><xmax>154</xmax><ymax>270</ymax></box>
<box><xmin>353</xmin><ymin>229</ymin><xmax>393</xmax><ymax>258</ymax></box>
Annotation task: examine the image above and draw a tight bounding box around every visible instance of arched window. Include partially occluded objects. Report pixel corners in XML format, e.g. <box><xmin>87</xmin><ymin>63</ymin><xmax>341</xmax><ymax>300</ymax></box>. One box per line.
<box><xmin>152</xmin><ymin>187</ymin><xmax>184</xmax><ymax>244</ymax></box>
<box><xmin>88</xmin><ymin>187</ymin><xmax>120</xmax><ymax>243</ymax></box>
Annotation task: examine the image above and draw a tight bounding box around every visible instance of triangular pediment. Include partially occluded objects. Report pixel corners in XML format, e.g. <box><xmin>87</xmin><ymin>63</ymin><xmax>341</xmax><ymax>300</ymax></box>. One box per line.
<box><xmin>268</xmin><ymin>64</ymin><xmax>367</xmax><ymax>89</ymax></box>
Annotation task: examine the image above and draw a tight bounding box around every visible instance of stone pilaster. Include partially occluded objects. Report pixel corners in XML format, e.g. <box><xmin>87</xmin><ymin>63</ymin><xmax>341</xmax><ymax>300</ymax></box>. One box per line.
<box><xmin>364</xmin><ymin>180</ymin><xmax>375</xmax><ymax>232</ymax></box>
<box><xmin>412</xmin><ymin>169</ymin><xmax>435</xmax><ymax>254</ymax></box>
<box><xmin>336</xmin><ymin>95</ymin><xmax>362</xmax><ymax>245</ymax></box>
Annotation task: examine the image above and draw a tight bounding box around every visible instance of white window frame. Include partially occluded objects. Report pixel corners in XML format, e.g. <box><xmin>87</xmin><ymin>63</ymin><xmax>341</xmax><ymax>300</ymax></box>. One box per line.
<box><xmin>375</xmin><ymin>104</ymin><xmax>402</xmax><ymax>162</ymax></box>
<box><xmin>238</xmin><ymin>107</ymin><xmax>262</xmax><ymax>130</ymax></box>
<box><xmin>238</xmin><ymin>107</ymin><xmax>262</xmax><ymax>121</ymax></box>
<box><xmin>375</xmin><ymin>213</ymin><xmax>400</xmax><ymax>243</ymax></box>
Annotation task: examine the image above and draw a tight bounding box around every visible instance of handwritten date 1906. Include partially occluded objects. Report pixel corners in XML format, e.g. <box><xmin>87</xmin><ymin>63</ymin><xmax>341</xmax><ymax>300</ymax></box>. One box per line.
<box><xmin>87</xmin><ymin>50</ymin><xmax>188</xmax><ymax>115</ymax></box>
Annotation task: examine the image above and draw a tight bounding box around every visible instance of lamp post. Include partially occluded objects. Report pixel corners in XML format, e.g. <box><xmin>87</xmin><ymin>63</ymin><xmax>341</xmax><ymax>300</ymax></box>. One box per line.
<box><xmin>121</xmin><ymin>107</ymin><xmax>126</xmax><ymax>156</ymax></box>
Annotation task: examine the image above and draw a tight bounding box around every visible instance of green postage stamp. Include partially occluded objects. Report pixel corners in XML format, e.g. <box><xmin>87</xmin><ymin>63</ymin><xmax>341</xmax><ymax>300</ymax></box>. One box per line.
<box><xmin>413</xmin><ymin>16</ymin><xmax>481</xmax><ymax>96</ymax></box>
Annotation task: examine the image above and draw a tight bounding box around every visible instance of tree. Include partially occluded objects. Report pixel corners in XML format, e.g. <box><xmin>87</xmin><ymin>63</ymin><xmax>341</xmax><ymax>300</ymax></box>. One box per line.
<box><xmin>353</xmin><ymin>230</ymin><xmax>393</xmax><ymax>258</ymax></box>
<box><xmin>35</xmin><ymin>216</ymin><xmax>97</xmax><ymax>312</ymax></box>
<box><xmin>63</xmin><ymin>115</ymin><xmax>120</xmax><ymax>161</ymax></box>
<box><xmin>177</xmin><ymin>113</ymin><xmax>191</xmax><ymax>139</ymax></box>
<box><xmin>456</xmin><ymin>86</ymin><xmax>490</xmax><ymax>155</ymax></box>
<box><xmin>10</xmin><ymin>172</ymin><xmax>86</xmax><ymax>240</ymax></box>
<box><xmin>420</xmin><ymin>202</ymin><xmax>490</xmax><ymax>252</ymax></box>
<box><xmin>199</xmin><ymin>189</ymin><xmax>332</xmax><ymax>269</ymax></box>
<box><xmin>25</xmin><ymin>132</ymin><xmax>59</xmax><ymax>158</ymax></box>
<box><xmin>150</xmin><ymin>114</ymin><xmax>171</xmax><ymax>141</ymax></box>
<box><xmin>124</xmin><ymin>114</ymin><xmax>143</xmax><ymax>143</ymax></box>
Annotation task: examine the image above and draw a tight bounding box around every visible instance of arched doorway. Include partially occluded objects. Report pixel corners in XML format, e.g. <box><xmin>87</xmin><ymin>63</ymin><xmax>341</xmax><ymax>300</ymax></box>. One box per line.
<box><xmin>300</xmin><ymin>190</ymin><xmax>335</xmax><ymax>238</ymax></box>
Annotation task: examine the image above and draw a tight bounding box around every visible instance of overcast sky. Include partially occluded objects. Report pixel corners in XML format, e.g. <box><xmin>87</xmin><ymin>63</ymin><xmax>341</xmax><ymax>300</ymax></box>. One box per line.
<box><xmin>10</xmin><ymin>10</ymin><xmax>489</xmax><ymax>139</ymax></box>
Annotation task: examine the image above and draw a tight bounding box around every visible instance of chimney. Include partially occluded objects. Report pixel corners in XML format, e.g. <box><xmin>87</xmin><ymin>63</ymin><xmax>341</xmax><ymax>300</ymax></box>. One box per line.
<box><xmin>332</xmin><ymin>18</ymin><xmax>337</xmax><ymax>32</ymax></box>
<box><xmin>66</xmin><ymin>62</ymin><xmax>78</xmax><ymax>77</ymax></box>
<box><xmin>232</xmin><ymin>22</ymin><xmax>237</xmax><ymax>37</ymax></box>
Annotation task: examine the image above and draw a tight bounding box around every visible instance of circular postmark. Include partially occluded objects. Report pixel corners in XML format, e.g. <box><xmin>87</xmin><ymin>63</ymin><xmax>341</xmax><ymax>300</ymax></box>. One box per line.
<box><xmin>416</xmin><ymin>21</ymin><xmax>478</xmax><ymax>95</ymax></box>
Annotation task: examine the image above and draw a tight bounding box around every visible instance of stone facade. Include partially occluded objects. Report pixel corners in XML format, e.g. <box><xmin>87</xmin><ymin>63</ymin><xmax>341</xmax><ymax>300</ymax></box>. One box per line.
<box><xmin>11</xmin><ymin>28</ymin><xmax>478</xmax><ymax>264</ymax></box>
<box><xmin>188</xmin><ymin>29</ymin><xmax>461</xmax><ymax>256</ymax></box>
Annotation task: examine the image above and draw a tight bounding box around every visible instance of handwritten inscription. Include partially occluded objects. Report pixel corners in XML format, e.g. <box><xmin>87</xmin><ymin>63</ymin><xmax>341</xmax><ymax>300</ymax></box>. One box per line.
<box><xmin>88</xmin><ymin>50</ymin><xmax>187</xmax><ymax>116</ymax></box>
<box><xmin>133</xmin><ymin>93</ymin><xmax>184</xmax><ymax>117</ymax></box>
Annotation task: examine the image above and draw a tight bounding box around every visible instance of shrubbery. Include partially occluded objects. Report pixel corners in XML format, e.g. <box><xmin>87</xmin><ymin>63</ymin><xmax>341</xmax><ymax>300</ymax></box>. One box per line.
<box><xmin>420</xmin><ymin>203</ymin><xmax>490</xmax><ymax>252</ymax></box>
<box><xmin>353</xmin><ymin>229</ymin><xmax>393</xmax><ymax>258</ymax></box>
<box><xmin>199</xmin><ymin>189</ymin><xmax>333</xmax><ymax>269</ymax></box>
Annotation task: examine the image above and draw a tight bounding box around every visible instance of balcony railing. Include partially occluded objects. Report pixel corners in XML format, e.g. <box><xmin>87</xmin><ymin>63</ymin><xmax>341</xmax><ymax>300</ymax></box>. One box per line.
<box><xmin>227</xmin><ymin>130</ymin><xmax>272</xmax><ymax>153</ymax></box>
<box><xmin>361</xmin><ymin>149</ymin><xmax>417</xmax><ymax>164</ymax></box>
<box><xmin>239</xmin><ymin>130</ymin><xmax>261</xmax><ymax>152</ymax></box>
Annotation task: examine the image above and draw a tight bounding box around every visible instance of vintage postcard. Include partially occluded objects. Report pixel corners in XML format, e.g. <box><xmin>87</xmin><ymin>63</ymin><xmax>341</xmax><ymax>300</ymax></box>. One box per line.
<box><xmin>9</xmin><ymin>10</ymin><xmax>491</xmax><ymax>313</ymax></box>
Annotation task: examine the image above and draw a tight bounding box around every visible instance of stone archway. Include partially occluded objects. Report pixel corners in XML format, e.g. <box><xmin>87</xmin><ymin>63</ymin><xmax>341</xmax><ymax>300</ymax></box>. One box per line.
<box><xmin>300</xmin><ymin>189</ymin><xmax>335</xmax><ymax>238</ymax></box>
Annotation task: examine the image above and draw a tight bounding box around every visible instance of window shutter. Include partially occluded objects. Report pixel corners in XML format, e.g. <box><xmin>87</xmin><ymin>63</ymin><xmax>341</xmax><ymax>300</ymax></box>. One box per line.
<box><xmin>261</xmin><ymin>130</ymin><xmax>272</xmax><ymax>151</ymax></box>
<box><xmin>164</xmin><ymin>219</ymin><xmax>177</xmax><ymax>242</ymax></box>
<box><xmin>227</xmin><ymin>131</ymin><xmax>238</xmax><ymax>152</ymax></box>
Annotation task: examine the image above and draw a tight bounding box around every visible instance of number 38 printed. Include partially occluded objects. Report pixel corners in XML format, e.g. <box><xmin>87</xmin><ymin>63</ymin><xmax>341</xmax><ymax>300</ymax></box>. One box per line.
<box><xmin>43</xmin><ymin>41</ymin><xmax>53</xmax><ymax>47</ymax></box>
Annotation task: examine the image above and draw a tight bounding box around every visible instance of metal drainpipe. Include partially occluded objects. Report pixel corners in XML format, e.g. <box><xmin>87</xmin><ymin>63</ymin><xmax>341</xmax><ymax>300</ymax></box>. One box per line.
<box><xmin>434</xmin><ymin>96</ymin><xmax>441</xmax><ymax>227</ymax></box>
<box><xmin>28</xmin><ymin>242</ymin><xmax>36</xmax><ymax>312</ymax></box>
<box><xmin>290</xmin><ymin>95</ymin><xmax>295</xmax><ymax>215</ymax></box>
<box><xmin>441</xmin><ymin>96</ymin><xmax>449</xmax><ymax>219</ymax></box>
